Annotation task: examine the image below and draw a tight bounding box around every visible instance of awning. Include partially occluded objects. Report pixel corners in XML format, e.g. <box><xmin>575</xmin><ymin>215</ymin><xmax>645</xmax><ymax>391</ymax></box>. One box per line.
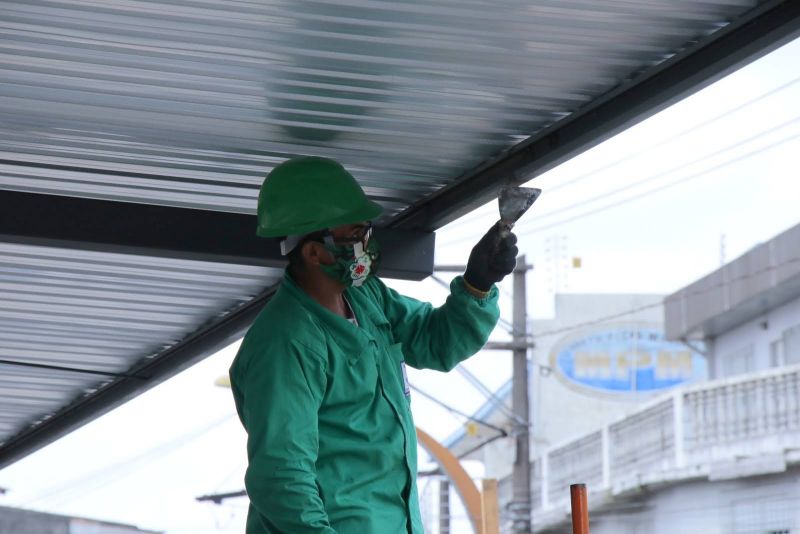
<box><xmin>2</xmin><ymin>0</ymin><xmax>799</xmax><ymax>468</ymax></box>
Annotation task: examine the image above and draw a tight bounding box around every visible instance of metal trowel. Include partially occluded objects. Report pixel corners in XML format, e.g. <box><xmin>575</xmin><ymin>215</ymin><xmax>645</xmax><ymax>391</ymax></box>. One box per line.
<box><xmin>498</xmin><ymin>186</ymin><xmax>541</xmax><ymax>235</ymax></box>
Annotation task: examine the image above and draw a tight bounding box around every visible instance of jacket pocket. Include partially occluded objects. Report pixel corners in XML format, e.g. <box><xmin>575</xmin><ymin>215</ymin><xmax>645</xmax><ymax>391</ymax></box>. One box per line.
<box><xmin>384</xmin><ymin>343</ymin><xmax>411</xmax><ymax>401</ymax></box>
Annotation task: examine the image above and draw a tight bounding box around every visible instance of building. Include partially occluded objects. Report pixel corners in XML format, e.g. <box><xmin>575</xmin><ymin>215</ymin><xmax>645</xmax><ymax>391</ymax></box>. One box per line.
<box><xmin>434</xmin><ymin>221</ymin><xmax>800</xmax><ymax>533</ymax></box>
<box><xmin>435</xmin><ymin>293</ymin><xmax>707</xmax><ymax>531</ymax></box>
<box><xmin>0</xmin><ymin>505</ymin><xmax>161</xmax><ymax>534</ymax></box>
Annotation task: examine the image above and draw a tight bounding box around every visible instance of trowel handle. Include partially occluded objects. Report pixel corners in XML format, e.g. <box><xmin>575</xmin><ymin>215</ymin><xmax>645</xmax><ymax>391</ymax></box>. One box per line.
<box><xmin>497</xmin><ymin>219</ymin><xmax>514</xmax><ymax>239</ymax></box>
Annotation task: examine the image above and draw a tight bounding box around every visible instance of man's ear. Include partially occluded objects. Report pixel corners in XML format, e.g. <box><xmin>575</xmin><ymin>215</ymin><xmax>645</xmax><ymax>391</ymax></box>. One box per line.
<box><xmin>302</xmin><ymin>241</ymin><xmax>332</xmax><ymax>266</ymax></box>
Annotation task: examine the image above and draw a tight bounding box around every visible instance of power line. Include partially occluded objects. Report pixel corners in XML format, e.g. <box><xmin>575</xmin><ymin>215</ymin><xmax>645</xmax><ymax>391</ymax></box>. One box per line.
<box><xmin>438</xmin><ymin>74</ymin><xmax>800</xmax><ymax>237</ymax></box>
<box><xmin>531</xmin><ymin>256</ymin><xmax>800</xmax><ymax>341</ymax></box>
<box><xmin>410</xmin><ymin>383</ymin><xmax>508</xmax><ymax>436</ymax></box>
<box><xmin>512</xmin><ymin>119</ymin><xmax>800</xmax><ymax>238</ymax></box>
<box><xmin>23</xmin><ymin>413</ymin><xmax>236</xmax><ymax>507</ymax></box>
<box><xmin>456</xmin><ymin>365</ymin><xmax>525</xmax><ymax>425</ymax></box>
<box><xmin>441</xmin><ymin>115</ymin><xmax>800</xmax><ymax>247</ymax></box>
<box><xmin>543</xmin><ymin>74</ymin><xmax>800</xmax><ymax>195</ymax></box>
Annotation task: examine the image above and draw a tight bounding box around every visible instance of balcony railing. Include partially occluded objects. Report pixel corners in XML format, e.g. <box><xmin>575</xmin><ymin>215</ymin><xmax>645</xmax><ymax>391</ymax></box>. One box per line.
<box><xmin>501</xmin><ymin>363</ymin><xmax>800</xmax><ymax>529</ymax></box>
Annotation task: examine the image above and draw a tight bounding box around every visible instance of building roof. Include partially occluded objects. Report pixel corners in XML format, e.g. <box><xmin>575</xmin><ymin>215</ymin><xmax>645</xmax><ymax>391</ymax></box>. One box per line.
<box><xmin>665</xmin><ymin>221</ymin><xmax>800</xmax><ymax>340</ymax></box>
<box><xmin>2</xmin><ymin>0</ymin><xmax>800</xmax><ymax>468</ymax></box>
<box><xmin>0</xmin><ymin>505</ymin><xmax>161</xmax><ymax>534</ymax></box>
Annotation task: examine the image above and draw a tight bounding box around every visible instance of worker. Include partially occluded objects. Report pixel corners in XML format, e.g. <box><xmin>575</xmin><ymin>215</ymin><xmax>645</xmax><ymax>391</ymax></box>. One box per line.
<box><xmin>229</xmin><ymin>156</ymin><xmax>518</xmax><ymax>533</ymax></box>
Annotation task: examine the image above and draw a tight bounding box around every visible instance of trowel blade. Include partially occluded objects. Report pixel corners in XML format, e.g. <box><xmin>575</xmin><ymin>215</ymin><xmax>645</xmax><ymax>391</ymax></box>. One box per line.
<box><xmin>499</xmin><ymin>186</ymin><xmax>541</xmax><ymax>226</ymax></box>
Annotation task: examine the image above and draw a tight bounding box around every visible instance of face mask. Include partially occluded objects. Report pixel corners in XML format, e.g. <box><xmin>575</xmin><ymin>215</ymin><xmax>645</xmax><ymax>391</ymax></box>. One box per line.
<box><xmin>320</xmin><ymin>238</ymin><xmax>380</xmax><ymax>287</ymax></box>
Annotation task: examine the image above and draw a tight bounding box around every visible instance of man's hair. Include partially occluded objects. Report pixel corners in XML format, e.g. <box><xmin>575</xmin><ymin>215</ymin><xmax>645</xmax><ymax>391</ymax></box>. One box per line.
<box><xmin>286</xmin><ymin>242</ymin><xmax>306</xmax><ymax>274</ymax></box>
<box><xmin>284</xmin><ymin>231</ymin><xmax>326</xmax><ymax>275</ymax></box>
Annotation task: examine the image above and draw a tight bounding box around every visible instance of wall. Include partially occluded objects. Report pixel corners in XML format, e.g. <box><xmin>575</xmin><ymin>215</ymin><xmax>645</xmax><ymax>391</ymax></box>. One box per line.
<box><xmin>0</xmin><ymin>506</ymin><xmax>157</xmax><ymax>534</ymax></box>
<box><xmin>0</xmin><ymin>506</ymin><xmax>68</xmax><ymax>534</ymax></box>
<box><xmin>455</xmin><ymin>293</ymin><xmax>711</xmax><ymax>481</ymax></box>
<box><xmin>530</xmin><ymin>294</ymin><xmax>677</xmax><ymax>449</ymax></box>
<box><xmin>551</xmin><ymin>468</ymin><xmax>800</xmax><ymax>534</ymax></box>
<box><xmin>711</xmin><ymin>295</ymin><xmax>800</xmax><ymax>379</ymax></box>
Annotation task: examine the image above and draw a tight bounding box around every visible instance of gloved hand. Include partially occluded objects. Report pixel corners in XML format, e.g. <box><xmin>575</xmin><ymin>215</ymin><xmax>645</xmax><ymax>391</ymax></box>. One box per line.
<box><xmin>463</xmin><ymin>224</ymin><xmax>519</xmax><ymax>292</ymax></box>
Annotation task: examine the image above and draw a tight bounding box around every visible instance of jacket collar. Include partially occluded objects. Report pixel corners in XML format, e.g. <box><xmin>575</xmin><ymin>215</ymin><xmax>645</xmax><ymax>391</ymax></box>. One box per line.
<box><xmin>279</xmin><ymin>271</ymin><xmax>378</xmax><ymax>355</ymax></box>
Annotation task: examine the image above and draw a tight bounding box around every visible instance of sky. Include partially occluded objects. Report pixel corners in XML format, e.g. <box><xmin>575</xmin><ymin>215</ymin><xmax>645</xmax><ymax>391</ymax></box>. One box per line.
<box><xmin>1</xmin><ymin>33</ymin><xmax>800</xmax><ymax>534</ymax></box>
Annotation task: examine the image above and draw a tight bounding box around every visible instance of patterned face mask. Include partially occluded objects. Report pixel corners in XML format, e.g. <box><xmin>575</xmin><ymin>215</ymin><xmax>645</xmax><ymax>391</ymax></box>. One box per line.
<box><xmin>319</xmin><ymin>234</ymin><xmax>381</xmax><ymax>288</ymax></box>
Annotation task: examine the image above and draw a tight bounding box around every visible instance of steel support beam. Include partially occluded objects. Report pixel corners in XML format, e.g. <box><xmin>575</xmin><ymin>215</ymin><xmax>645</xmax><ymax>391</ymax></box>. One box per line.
<box><xmin>0</xmin><ymin>189</ymin><xmax>433</xmax><ymax>468</ymax></box>
<box><xmin>390</xmin><ymin>0</ymin><xmax>800</xmax><ymax>231</ymax></box>
<box><xmin>0</xmin><ymin>189</ymin><xmax>435</xmax><ymax>281</ymax></box>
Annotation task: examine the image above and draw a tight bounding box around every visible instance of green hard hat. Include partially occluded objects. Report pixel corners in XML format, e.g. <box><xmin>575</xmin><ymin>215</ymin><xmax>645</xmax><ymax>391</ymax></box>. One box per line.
<box><xmin>256</xmin><ymin>156</ymin><xmax>383</xmax><ymax>238</ymax></box>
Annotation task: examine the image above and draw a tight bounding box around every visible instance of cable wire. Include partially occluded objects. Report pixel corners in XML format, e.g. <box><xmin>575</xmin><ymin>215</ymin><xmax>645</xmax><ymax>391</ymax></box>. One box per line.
<box><xmin>455</xmin><ymin>365</ymin><xmax>525</xmax><ymax>425</ymax></box>
<box><xmin>440</xmin><ymin>115</ymin><xmax>800</xmax><ymax>247</ymax></box>
<box><xmin>543</xmin><ymin>74</ymin><xmax>800</xmax><ymax>195</ymax></box>
<box><xmin>513</xmin><ymin>122</ymin><xmax>800</xmax><ymax>238</ymax></box>
<box><xmin>439</xmin><ymin>74</ymin><xmax>800</xmax><ymax>234</ymax></box>
<box><xmin>410</xmin><ymin>383</ymin><xmax>508</xmax><ymax>436</ymax></box>
<box><xmin>23</xmin><ymin>413</ymin><xmax>236</xmax><ymax>507</ymax></box>
<box><xmin>531</xmin><ymin>256</ymin><xmax>800</xmax><ymax>340</ymax></box>
<box><xmin>515</xmin><ymin>114</ymin><xmax>800</xmax><ymax>229</ymax></box>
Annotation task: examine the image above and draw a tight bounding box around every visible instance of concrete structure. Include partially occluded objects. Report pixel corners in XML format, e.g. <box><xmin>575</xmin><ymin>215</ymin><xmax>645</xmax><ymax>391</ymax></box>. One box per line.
<box><xmin>0</xmin><ymin>505</ymin><xmax>160</xmax><ymax>534</ymax></box>
<box><xmin>432</xmin><ymin>222</ymin><xmax>800</xmax><ymax>532</ymax></box>
<box><xmin>511</xmin><ymin>221</ymin><xmax>800</xmax><ymax>533</ymax></box>
<box><xmin>446</xmin><ymin>293</ymin><xmax>705</xmax><ymax>478</ymax></box>
<box><xmin>435</xmin><ymin>293</ymin><xmax>707</xmax><ymax>531</ymax></box>
<box><xmin>666</xmin><ymin>221</ymin><xmax>800</xmax><ymax>380</ymax></box>
<box><xmin>563</xmin><ymin>467</ymin><xmax>799</xmax><ymax>534</ymax></box>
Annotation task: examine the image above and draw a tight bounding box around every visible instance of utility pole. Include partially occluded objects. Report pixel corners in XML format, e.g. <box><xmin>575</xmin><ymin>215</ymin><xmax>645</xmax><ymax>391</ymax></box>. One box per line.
<box><xmin>433</xmin><ymin>260</ymin><xmax>534</xmax><ymax>533</ymax></box>
<box><xmin>510</xmin><ymin>256</ymin><xmax>532</xmax><ymax>534</ymax></box>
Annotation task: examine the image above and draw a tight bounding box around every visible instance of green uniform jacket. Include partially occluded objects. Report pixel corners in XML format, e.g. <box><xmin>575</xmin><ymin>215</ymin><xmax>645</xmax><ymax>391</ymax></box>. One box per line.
<box><xmin>229</xmin><ymin>272</ymin><xmax>500</xmax><ymax>533</ymax></box>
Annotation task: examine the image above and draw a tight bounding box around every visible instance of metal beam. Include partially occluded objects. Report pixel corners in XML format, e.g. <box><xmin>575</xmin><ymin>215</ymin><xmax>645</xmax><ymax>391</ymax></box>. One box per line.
<box><xmin>389</xmin><ymin>0</ymin><xmax>800</xmax><ymax>231</ymax></box>
<box><xmin>0</xmin><ymin>189</ymin><xmax>435</xmax><ymax>281</ymax></box>
<box><xmin>0</xmin><ymin>189</ymin><xmax>433</xmax><ymax>467</ymax></box>
<box><xmin>0</xmin><ymin>286</ymin><xmax>274</xmax><ymax>470</ymax></box>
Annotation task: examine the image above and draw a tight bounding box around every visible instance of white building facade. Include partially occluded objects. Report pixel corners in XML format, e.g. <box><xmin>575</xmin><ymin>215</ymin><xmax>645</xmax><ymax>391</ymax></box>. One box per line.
<box><xmin>437</xmin><ymin>222</ymin><xmax>800</xmax><ymax>533</ymax></box>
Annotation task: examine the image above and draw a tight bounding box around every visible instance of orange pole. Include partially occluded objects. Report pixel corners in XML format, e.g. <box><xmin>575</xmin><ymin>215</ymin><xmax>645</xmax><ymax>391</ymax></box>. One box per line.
<box><xmin>570</xmin><ymin>483</ymin><xmax>589</xmax><ymax>534</ymax></box>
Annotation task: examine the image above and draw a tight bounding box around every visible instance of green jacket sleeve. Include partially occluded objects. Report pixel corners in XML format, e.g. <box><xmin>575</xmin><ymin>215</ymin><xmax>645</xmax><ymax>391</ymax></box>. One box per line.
<box><xmin>232</xmin><ymin>339</ymin><xmax>336</xmax><ymax>533</ymax></box>
<box><xmin>368</xmin><ymin>275</ymin><xmax>500</xmax><ymax>371</ymax></box>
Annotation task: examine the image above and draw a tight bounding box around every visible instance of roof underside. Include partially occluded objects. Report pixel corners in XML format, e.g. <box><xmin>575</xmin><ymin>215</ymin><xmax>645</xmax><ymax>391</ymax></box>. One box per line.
<box><xmin>2</xmin><ymin>0</ymin><xmax>800</xmax><ymax>468</ymax></box>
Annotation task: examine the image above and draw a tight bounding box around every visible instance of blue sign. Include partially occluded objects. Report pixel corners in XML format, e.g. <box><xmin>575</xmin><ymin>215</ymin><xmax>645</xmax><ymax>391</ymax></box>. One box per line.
<box><xmin>551</xmin><ymin>327</ymin><xmax>707</xmax><ymax>394</ymax></box>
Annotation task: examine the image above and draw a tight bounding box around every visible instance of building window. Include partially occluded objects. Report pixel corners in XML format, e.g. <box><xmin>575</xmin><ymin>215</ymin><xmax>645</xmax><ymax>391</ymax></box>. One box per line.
<box><xmin>770</xmin><ymin>339</ymin><xmax>784</xmax><ymax>367</ymax></box>
<box><xmin>783</xmin><ymin>323</ymin><xmax>800</xmax><ymax>365</ymax></box>
<box><xmin>721</xmin><ymin>344</ymin><xmax>755</xmax><ymax>378</ymax></box>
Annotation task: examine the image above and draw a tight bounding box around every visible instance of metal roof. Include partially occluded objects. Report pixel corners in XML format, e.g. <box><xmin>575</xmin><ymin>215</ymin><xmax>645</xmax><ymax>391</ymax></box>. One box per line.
<box><xmin>2</xmin><ymin>0</ymin><xmax>800</xmax><ymax>468</ymax></box>
<box><xmin>0</xmin><ymin>241</ymin><xmax>280</xmax><ymax>441</ymax></box>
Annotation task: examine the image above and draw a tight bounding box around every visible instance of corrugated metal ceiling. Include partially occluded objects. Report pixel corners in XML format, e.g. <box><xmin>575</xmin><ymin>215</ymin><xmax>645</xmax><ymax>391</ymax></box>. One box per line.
<box><xmin>1</xmin><ymin>0</ymin><xmax>791</xmax><ymax>466</ymax></box>
<box><xmin>0</xmin><ymin>241</ymin><xmax>279</xmax><ymax>445</ymax></box>
<box><xmin>1</xmin><ymin>0</ymin><xmax>762</xmax><ymax>220</ymax></box>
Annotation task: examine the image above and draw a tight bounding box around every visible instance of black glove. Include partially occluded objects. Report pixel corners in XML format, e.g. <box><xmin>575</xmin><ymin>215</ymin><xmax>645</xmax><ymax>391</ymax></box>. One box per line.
<box><xmin>463</xmin><ymin>224</ymin><xmax>519</xmax><ymax>292</ymax></box>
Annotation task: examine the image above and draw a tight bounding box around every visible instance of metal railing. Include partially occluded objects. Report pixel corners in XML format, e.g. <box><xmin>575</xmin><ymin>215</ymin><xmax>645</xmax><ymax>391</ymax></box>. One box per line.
<box><xmin>521</xmin><ymin>363</ymin><xmax>800</xmax><ymax>515</ymax></box>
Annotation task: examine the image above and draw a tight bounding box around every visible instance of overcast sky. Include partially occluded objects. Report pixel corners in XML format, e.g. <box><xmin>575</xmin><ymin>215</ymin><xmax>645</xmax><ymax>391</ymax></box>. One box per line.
<box><xmin>1</xmin><ymin>35</ymin><xmax>799</xmax><ymax>534</ymax></box>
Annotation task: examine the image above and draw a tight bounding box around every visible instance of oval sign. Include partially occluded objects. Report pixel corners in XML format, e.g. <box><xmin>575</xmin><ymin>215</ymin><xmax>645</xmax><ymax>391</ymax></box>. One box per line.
<box><xmin>550</xmin><ymin>326</ymin><xmax>707</xmax><ymax>395</ymax></box>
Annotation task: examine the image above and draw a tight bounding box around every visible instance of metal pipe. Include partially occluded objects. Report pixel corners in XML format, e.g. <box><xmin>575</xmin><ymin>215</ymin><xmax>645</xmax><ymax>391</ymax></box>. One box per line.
<box><xmin>570</xmin><ymin>484</ymin><xmax>589</xmax><ymax>534</ymax></box>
